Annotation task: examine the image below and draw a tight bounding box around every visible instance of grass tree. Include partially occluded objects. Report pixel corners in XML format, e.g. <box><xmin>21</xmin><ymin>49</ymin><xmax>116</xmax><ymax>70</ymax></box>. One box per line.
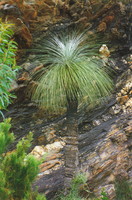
<box><xmin>32</xmin><ymin>31</ymin><xmax>113</xmax><ymax>187</ymax></box>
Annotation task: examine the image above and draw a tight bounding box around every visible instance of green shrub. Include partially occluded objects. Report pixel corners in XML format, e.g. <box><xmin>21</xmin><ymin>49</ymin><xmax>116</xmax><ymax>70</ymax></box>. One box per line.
<box><xmin>0</xmin><ymin>118</ymin><xmax>14</xmax><ymax>154</ymax></box>
<box><xmin>98</xmin><ymin>190</ymin><xmax>110</xmax><ymax>200</ymax></box>
<box><xmin>0</xmin><ymin>20</ymin><xmax>19</xmax><ymax>116</ymax></box>
<box><xmin>0</xmin><ymin>118</ymin><xmax>46</xmax><ymax>200</ymax></box>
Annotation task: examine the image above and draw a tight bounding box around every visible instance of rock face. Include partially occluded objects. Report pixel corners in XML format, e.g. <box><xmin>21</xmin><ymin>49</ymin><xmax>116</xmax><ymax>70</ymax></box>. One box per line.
<box><xmin>1</xmin><ymin>0</ymin><xmax>131</xmax><ymax>199</ymax></box>
<box><xmin>78</xmin><ymin>63</ymin><xmax>132</xmax><ymax>198</ymax></box>
<box><xmin>79</xmin><ymin>112</ymin><xmax>132</xmax><ymax>199</ymax></box>
<box><xmin>34</xmin><ymin>65</ymin><xmax>131</xmax><ymax>199</ymax></box>
<box><xmin>4</xmin><ymin>57</ymin><xmax>131</xmax><ymax>199</ymax></box>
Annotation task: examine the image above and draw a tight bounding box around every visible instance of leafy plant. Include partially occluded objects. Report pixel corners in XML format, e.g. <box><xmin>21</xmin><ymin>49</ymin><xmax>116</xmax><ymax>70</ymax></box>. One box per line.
<box><xmin>0</xmin><ymin>19</ymin><xmax>19</xmax><ymax>116</ymax></box>
<box><xmin>99</xmin><ymin>190</ymin><xmax>110</xmax><ymax>200</ymax></box>
<box><xmin>0</xmin><ymin>118</ymin><xmax>46</xmax><ymax>200</ymax></box>
<box><xmin>35</xmin><ymin>194</ymin><xmax>47</xmax><ymax>200</ymax></box>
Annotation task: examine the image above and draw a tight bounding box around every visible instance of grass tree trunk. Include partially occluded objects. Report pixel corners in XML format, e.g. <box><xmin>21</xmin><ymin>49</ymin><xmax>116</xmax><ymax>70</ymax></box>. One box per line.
<box><xmin>64</xmin><ymin>98</ymin><xmax>79</xmax><ymax>187</ymax></box>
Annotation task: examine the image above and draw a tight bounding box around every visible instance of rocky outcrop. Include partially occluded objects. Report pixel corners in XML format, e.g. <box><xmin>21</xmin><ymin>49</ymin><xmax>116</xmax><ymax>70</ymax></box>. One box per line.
<box><xmin>79</xmin><ymin>112</ymin><xmax>131</xmax><ymax>199</ymax></box>
<box><xmin>0</xmin><ymin>0</ymin><xmax>62</xmax><ymax>47</ymax></box>
<box><xmin>1</xmin><ymin>0</ymin><xmax>131</xmax><ymax>199</ymax></box>
<box><xmin>32</xmin><ymin>61</ymin><xmax>131</xmax><ymax>199</ymax></box>
<box><xmin>4</xmin><ymin>56</ymin><xmax>131</xmax><ymax>199</ymax></box>
<box><xmin>78</xmin><ymin>61</ymin><xmax>132</xmax><ymax>198</ymax></box>
<box><xmin>0</xmin><ymin>0</ymin><xmax>131</xmax><ymax>49</ymax></box>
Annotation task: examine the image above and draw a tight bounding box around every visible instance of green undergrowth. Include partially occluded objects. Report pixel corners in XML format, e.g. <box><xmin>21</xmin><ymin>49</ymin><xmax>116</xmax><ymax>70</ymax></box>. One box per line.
<box><xmin>0</xmin><ymin>120</ymin><xmax>131</xmax><ymax>200</ymax></box>
<box><xmin>56</xmin><ymin>174</ymin><xmax>86</xmax><ymax>200</ymax></box>
<box><xmin>56</xmin><ymin>174</ymin><xmax>110</xmax><ymax>200</ymax></box>
<box><xmin>56</xmin><ymin>173</ymin><xmax>132</xmax><ymax>200</ymax></box>
<box><xmin>0</xmin><ymin>118</ymin><xmax>46</xmax><ymax>200</ymax></box>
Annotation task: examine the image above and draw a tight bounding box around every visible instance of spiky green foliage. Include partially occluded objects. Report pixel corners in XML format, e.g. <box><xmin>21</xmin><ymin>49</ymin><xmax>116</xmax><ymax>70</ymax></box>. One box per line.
<box><xmin>0</xmin><ymin>119</ymin><xmax>13</xmax><ymax>200</ymax></box>
<box><xmin>0</xmin><ymin>170</ymin><xmax>11</xmax><ymax>200</ymax></box>
<box><xmin>0</xmin><ymin>119</ymin><xmax>46</xmax><ymax>200</ymax></box>
<box><xmin>3</xmin><ymin>132</ymin><xmax>40</xmax><ymax>199</ymax></box>
<box><xmin>0</xmin><ymin>118</ymin><xmax>14</xmax><ymax>155</ymax></box>
<box><xmin>0</xmin><ymin>20</ymin><xmax>19</xmax><ymax>115</ymax></box>
<box><xmin>32</xmin><ymin>31</ymin><xmax>113</xmax><ymax>112</ymax></box>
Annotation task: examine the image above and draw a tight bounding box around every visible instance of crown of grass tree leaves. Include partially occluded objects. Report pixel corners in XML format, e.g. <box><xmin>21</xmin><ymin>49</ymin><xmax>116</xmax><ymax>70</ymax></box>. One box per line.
<box><xmin>0</xmin><ymin>19</ymin><xmax>19</xmax><ymax>117</ymax></box>
<box><xmin>32</xmin><ymin>31</ymin><xmax>113</xmax><ymax>112</ymax></box>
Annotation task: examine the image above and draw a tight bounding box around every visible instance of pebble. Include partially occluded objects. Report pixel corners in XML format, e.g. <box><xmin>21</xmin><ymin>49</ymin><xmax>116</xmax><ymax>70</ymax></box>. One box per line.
<box><xmin>109</xmin><ymin>104</ymin><xmax>121</xmax><ymax>115</ymax></box>
<box><xmin>93</xmin><ymin>119</ymin><xmax>101</xmax><ymax>126</ymax></box>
